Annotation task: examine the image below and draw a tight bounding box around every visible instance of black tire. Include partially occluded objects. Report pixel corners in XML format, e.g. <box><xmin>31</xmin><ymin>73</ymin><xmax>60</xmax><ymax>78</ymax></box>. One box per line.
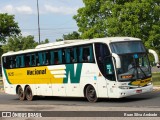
<box><xmin>25</xmin><ymin>86</ymin><xmax>34</xmax><ymax>101</ymax></box>
<box><xmin>85</xmin><ymin>85</ymin><xmax>98</xmax><ymax>102</ymax></box>
<box><xmin>17</xmin><ymin>86</ymin><xmax>25</xmax><ymax>101</ymax></box>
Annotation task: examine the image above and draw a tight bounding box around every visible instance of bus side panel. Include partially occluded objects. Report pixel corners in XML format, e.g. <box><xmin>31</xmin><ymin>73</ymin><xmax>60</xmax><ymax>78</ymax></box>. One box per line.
<box><xmin>51</xmin><ymin>84</ymin><xmax>66</xmax><ymax>96</ymax></box>
<box><xmin>97</xmin><ymin>77</ymin><xmax>109</xmax><ymax>98</ymax></box>
<box><xmin>65</xmin><ymin>83</ymin><xmax>81</xmax><ymax>97</ymax></box>
<box><xmin>3</xmin><ymin>63</ymin><xmax>109</xmax><ymax>98</ymax></box>
<box><xmin>64</xmin><ymin>63</ymin><xmax>99</xmax><ymax>97</ymax></box>
<box><xmin>79</xmin><ymin>63</ymin><xmax>99</xmax><ymax>98</ymax></box>
<box><xmin>79</xmin><ymin>63</ymin><xmax>109</xmax><ymax>98</ymax></box>
<box><xmin>2</xmin><ymin>67</ymin><xmax>16</xmax><ymax>95</ymax></box>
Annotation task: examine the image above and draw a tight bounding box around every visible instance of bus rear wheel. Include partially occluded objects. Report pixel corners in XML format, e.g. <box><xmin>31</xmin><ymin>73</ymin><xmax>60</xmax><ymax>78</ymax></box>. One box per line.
<box><xmin>85</xmin><ymin>85</ymin><xmax>98</xmax><ymax>102</ymax></box>
<box><xmin>17</xmin><ymin>86</ymin><xmax>25</xmax><ymax>101</ymax></box>
<box><xmin>25</xmin><ymin>86</ymin><xmax>34</xmax><ymax>101</ymax></box>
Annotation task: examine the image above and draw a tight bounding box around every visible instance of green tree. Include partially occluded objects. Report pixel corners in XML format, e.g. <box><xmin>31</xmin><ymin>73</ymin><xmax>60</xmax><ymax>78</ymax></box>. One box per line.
<box><xmin>0</xmin><ymin>45</ymin><xmax>3</xmax><ymax>60</ymax></box>
<box><xmin>2</xmin><ymin>35</ymin><xmax>38</xmax><ymax>53</ymax></box>
<box><xmin>0</xmin><ymin>13</ymin><xmax>21</xmax><ymax>43</ymax></box>
<box><xmin>2</xmin><ymin>36</ymin><xmax>50</xmax><ymax>53</ymax></box>
<box><xmin>56</xmin><ymin>39</ymin><xmax>63</xmax><ymax>42</ymax></box>
<box><xmin>73</xmin><ymin>0</ymin><xmax>109</xmax><ymax>39</ymax></box>
<box><xmin>63</xmin><ymin>31</ymin><xmax>81</xmax><ymax>40</ymax></box>
<box><xmin>40</xmin><ymin>38</ymin><xmax>49</xmax><ymax>44</ymax></box>
<box><xmin>74</xmin><ymin>0</ymin><xmax>160</xmax><ymax>45</ymax></box>
<box><xmin>56</xmin><ymin>31</ymin><xmax>80</xmax><ymax>42</ymax></box>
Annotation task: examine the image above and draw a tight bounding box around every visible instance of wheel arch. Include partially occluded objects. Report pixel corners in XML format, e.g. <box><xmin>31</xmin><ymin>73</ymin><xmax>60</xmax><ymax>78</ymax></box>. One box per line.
<box><xmin>83</xmin><ymin>84</ymin><xmax>96</xmax><ymax>97</ymax></box>
<box><xmin>83</xmin><ymin>84</ymin><xmax>98</xmax><ymax>102</ymax></box>
<box><xmin>24</xmin><ymin>85</ymin><xmax>30</xmax><ymax>91</ymax></box>
<box><xmin>16</xmin><ymin>85</ymin><xmax>21</xmax><ymax>94</ymax></box>
<box><xmin>16</xmin><ymin>85</ymin><xmax>30</xmax><ymax>94</ymax></box>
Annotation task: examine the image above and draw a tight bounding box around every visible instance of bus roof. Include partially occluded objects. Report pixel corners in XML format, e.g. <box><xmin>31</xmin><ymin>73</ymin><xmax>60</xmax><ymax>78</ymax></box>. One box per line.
<box><xmin>2</xmin><ymin>37</ymin><xmax>141</xmax><ymax>56</ymax></box>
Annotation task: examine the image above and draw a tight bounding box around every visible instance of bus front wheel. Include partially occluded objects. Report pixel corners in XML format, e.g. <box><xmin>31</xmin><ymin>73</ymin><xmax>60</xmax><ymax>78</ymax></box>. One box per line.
<box><xmin>17</xmin><ymin>86</ymin><xmax>25</xmax><ymax>101</ymax></box>
<box><xmin>25</xmin><ymin>86</ymin><xmax>34</xmax><ymax>101</ymax></box>
<box><xmin>85</xmin><ymin>85</ymin><xmax>98</xmax><ymax>102</ymax></box>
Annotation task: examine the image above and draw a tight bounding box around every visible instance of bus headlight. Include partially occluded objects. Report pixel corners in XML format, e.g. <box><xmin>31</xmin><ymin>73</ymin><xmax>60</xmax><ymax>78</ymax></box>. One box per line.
<box><xmin>147</xmin><ymin>81</ymin><xmax>152</xmax><ymax>86</ymax></box>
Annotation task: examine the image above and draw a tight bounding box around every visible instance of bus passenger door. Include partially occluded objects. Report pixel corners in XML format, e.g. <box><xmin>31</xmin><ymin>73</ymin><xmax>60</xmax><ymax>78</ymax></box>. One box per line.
<box><xmin>97</xmin><ymin>56</ymin><xmax>116</xmax><ymax>98</ymax></box>
<box><xmin>104</xmin><ymin>56</ymin><xmax>117</xmax><ymax>98</ymax></box>
<box><xmin>97</xmin><ymin>75</ymin><xmax>109</xmax><ymax>98</ymax></box>
<box><xmin>95</xmin><ymin>43</ymin><xmax>110</xmax><ymax>98</ymax></box>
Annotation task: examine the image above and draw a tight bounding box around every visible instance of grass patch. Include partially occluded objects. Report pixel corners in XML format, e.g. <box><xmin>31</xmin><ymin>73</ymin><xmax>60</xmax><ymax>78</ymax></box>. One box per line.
<box><xmin>152</xmin><ymin>73</ymin><xmax>160</xmax><ymax>86</ymax></box>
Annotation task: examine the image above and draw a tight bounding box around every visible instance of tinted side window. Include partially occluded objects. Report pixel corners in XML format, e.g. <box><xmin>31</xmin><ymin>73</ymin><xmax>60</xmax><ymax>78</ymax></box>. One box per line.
<box><xmin>37</xmin><ymin>51</ymin><xmax>50</xmax><ymax>66</ymax></box>
<box><xmin>95</xmin><ymin>43</ymin><xmax>116</xmax><ymax>81</ymax></box>
<box><xmin>16</xmin><ymin>55</ymin><xmax>25</xmax><ymax>68</ymax></box>
<box><xmin>10</xmin><ymin>56</ymin><xmax>16</xmax><ymax>68</ymax></box>
<box><xmin>78</xmin><ymin>44</ymin><xmax>95</xmax><ymax>63</ymax></box>
<box><xmin>3</xmin><ymin>56</ymin><xmax>10</xmax><ymax>69</ymax></box>
<box><xmin>49</xmin><ymin>50</ymin><xmax>62</xmax><ymax>65</ymax></box>
<box><xmin>3</xmin><ymin>44</ymin><xmax>95</xmax><ymax>69</ymax></box>
<box><xmin>95</xmin><ymin>43</ymin><xmax>110</xmax><ymax>59</ymax></box>
<box><xmin>65</xmin><ymin>48</ymin><xmax>78</xmax><ymax>63</ymax></box>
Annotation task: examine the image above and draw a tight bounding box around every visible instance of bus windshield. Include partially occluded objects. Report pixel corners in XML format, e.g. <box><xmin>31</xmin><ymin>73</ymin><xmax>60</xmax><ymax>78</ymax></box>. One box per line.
<box><xmin>110</xmin><ymin>41</ymin><xmax>151</xmax><ymax>81</ymax></box>
<box><xmin>110</xmin><ymin>41</ymin><xmax>146</xmax><ymax>54</ymax></box>
<box><xmin>116</xmin><ymin>54</ymin><xmax>151</xmax><ymax>81</ymax></box>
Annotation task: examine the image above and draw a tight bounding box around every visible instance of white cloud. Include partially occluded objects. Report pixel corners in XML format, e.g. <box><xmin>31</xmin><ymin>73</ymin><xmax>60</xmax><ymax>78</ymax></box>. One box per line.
<box><xmin>0</xmin><ymin>4</ymin><xmax>79</xmax><ymax>15</ymax></box>
<box><xmin>15</xmin><ymin>6</ymin><xmax>33</xmax><ymax>14</ymax></box>
<box><xmin>0</xmin><ymin>5</ymin><xmax>14</xmax><ymax>14</ymax></box>
<box><xmin>0</xmin><ymin>5</ymin><xmax>34</xmax><ymax>15</ymax></box>
<box><xmin>44</xmin><ymin>5</ymin><xmax>78</xmax><ymax>15</ymax></box>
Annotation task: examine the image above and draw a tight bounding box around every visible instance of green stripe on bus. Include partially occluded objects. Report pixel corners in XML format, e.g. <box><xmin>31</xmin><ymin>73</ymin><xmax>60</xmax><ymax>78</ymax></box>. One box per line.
<box><xmin>3</xmin><ymin>68</ymin><xmax>11</xmax><ymax>84</ymax></box>
<box><xmin>63</xmin><ymin>63</ymin><xmax>83</xmax><ymax>83</ymax></box>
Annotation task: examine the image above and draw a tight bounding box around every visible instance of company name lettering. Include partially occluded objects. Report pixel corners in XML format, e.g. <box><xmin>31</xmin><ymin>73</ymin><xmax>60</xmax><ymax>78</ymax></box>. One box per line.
<box><xmin>27</xmin><ymin>69</ymin><xmax>46</xmax><ymax>75</ymax></box>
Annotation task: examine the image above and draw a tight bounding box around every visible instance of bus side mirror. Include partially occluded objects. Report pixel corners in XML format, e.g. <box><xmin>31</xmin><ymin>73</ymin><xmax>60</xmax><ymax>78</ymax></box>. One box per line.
<box><xmin>148</xmin><ymin>49</ymin><xmax>159</xmax><ymax>67</ymax></box>
<box><xmin>112</xmin><ymin>53</ymin><xmax>121</xmax><ymax>69</ymax></box>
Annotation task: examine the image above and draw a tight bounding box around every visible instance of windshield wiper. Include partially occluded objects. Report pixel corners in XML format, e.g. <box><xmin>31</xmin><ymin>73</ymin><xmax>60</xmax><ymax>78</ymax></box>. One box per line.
<box><xmin>137</xmin><ymin>66</ymin><xmax>147</xmax><ymax>78</ymax></box>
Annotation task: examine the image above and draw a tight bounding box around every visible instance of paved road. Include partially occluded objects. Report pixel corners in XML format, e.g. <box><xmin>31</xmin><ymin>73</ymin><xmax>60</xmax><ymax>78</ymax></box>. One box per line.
<box><xmin>0</xmin><ymin>91</ymin><xmax>160</xmax><ymax>119</ymax></box>
<box><xmin>0</xmin><ymin>91</ymin><xmax>160</xmax><ymax>108</ymax></box>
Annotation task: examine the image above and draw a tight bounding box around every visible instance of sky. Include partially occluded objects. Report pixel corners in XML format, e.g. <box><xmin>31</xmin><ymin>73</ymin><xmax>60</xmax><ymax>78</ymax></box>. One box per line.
<box><xmin>0</xmin><ymin>0</ymin><xmax>84</xmax><ymax>42</ymax></box>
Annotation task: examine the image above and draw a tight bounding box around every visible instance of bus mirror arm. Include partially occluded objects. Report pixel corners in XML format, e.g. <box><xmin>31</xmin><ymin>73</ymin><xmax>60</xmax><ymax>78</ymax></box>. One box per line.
<box><xmin>148</xmin><ymin>49</ymin><xmax>159</xmax><ymax>66</ymax></box>
<box><xmin>112</xmin><ymin>53</ymin><xmax>121</xmax><ymax>69</ymax></box>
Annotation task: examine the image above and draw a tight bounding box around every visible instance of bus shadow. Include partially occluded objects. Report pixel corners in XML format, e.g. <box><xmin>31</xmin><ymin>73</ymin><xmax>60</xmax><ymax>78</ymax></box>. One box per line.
<box><xmin>32</xmin><ymin>91</ymin><xmax>158</xmax><ymax>103</ymax></box>
<box><xmin>34</xmin><ymin>96</ymin><xmax>87</xmax><ymax>102</ymax></box>
<box><xmin>12</xmin><ymin>91</ymin><xmax>159</xmax><ymax>103</ymax></box>
<box><xmin>99</xmin><ymin>92</ymin><xmax>159</xmax><ymax>103</ymax></box>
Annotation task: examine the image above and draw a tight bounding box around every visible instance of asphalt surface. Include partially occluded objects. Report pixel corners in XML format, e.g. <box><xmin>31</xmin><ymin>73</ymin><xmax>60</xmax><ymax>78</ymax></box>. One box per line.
<box><xmin>0</xmin><ymin>69</ymin><xmax>159</xmax><ymax>119</ymax></box>
<box><xmin>0</xmin><ymin>90</ymin><xmax>160</xmax><ymax>108</ymax></box>
<box><xmin>0</xmin><ymin>67</ymin><xmax>159</xmax><ymax>119</ymax></box>
<box><xmin>0</xmin><ymin>89</ymin><xmax>160</xmax><ymax>119</ymax></box>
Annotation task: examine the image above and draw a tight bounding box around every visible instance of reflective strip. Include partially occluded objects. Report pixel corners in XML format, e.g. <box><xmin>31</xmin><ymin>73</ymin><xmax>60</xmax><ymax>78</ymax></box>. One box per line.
<box><xmin>54</xmin><ymin>75</ymin><xmax>66</xmax><ymax>78</ymax></box>
<box><xmin>50</xmin><ymin>70</ymin><xmax>66</xmax><ymax>75</ymax></box>
<box><xmin>47</xmin><ymin>65</ymin><xmax>66</xmax><ymax>70</ymax></box>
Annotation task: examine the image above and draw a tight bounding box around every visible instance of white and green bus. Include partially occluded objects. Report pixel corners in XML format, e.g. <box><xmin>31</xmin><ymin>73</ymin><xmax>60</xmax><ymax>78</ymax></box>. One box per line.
<box><xmin>1</xmin><ymin>37</ymin><xmax>159</xmax><ymax>102</ymax></box>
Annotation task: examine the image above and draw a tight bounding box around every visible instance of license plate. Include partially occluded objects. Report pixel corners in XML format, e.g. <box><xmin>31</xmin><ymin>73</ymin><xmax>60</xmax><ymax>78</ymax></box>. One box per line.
<box><xmin>136</xmin><ymin>89</ymin><xmax>142</xmax><ymax>93</ymax></box>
